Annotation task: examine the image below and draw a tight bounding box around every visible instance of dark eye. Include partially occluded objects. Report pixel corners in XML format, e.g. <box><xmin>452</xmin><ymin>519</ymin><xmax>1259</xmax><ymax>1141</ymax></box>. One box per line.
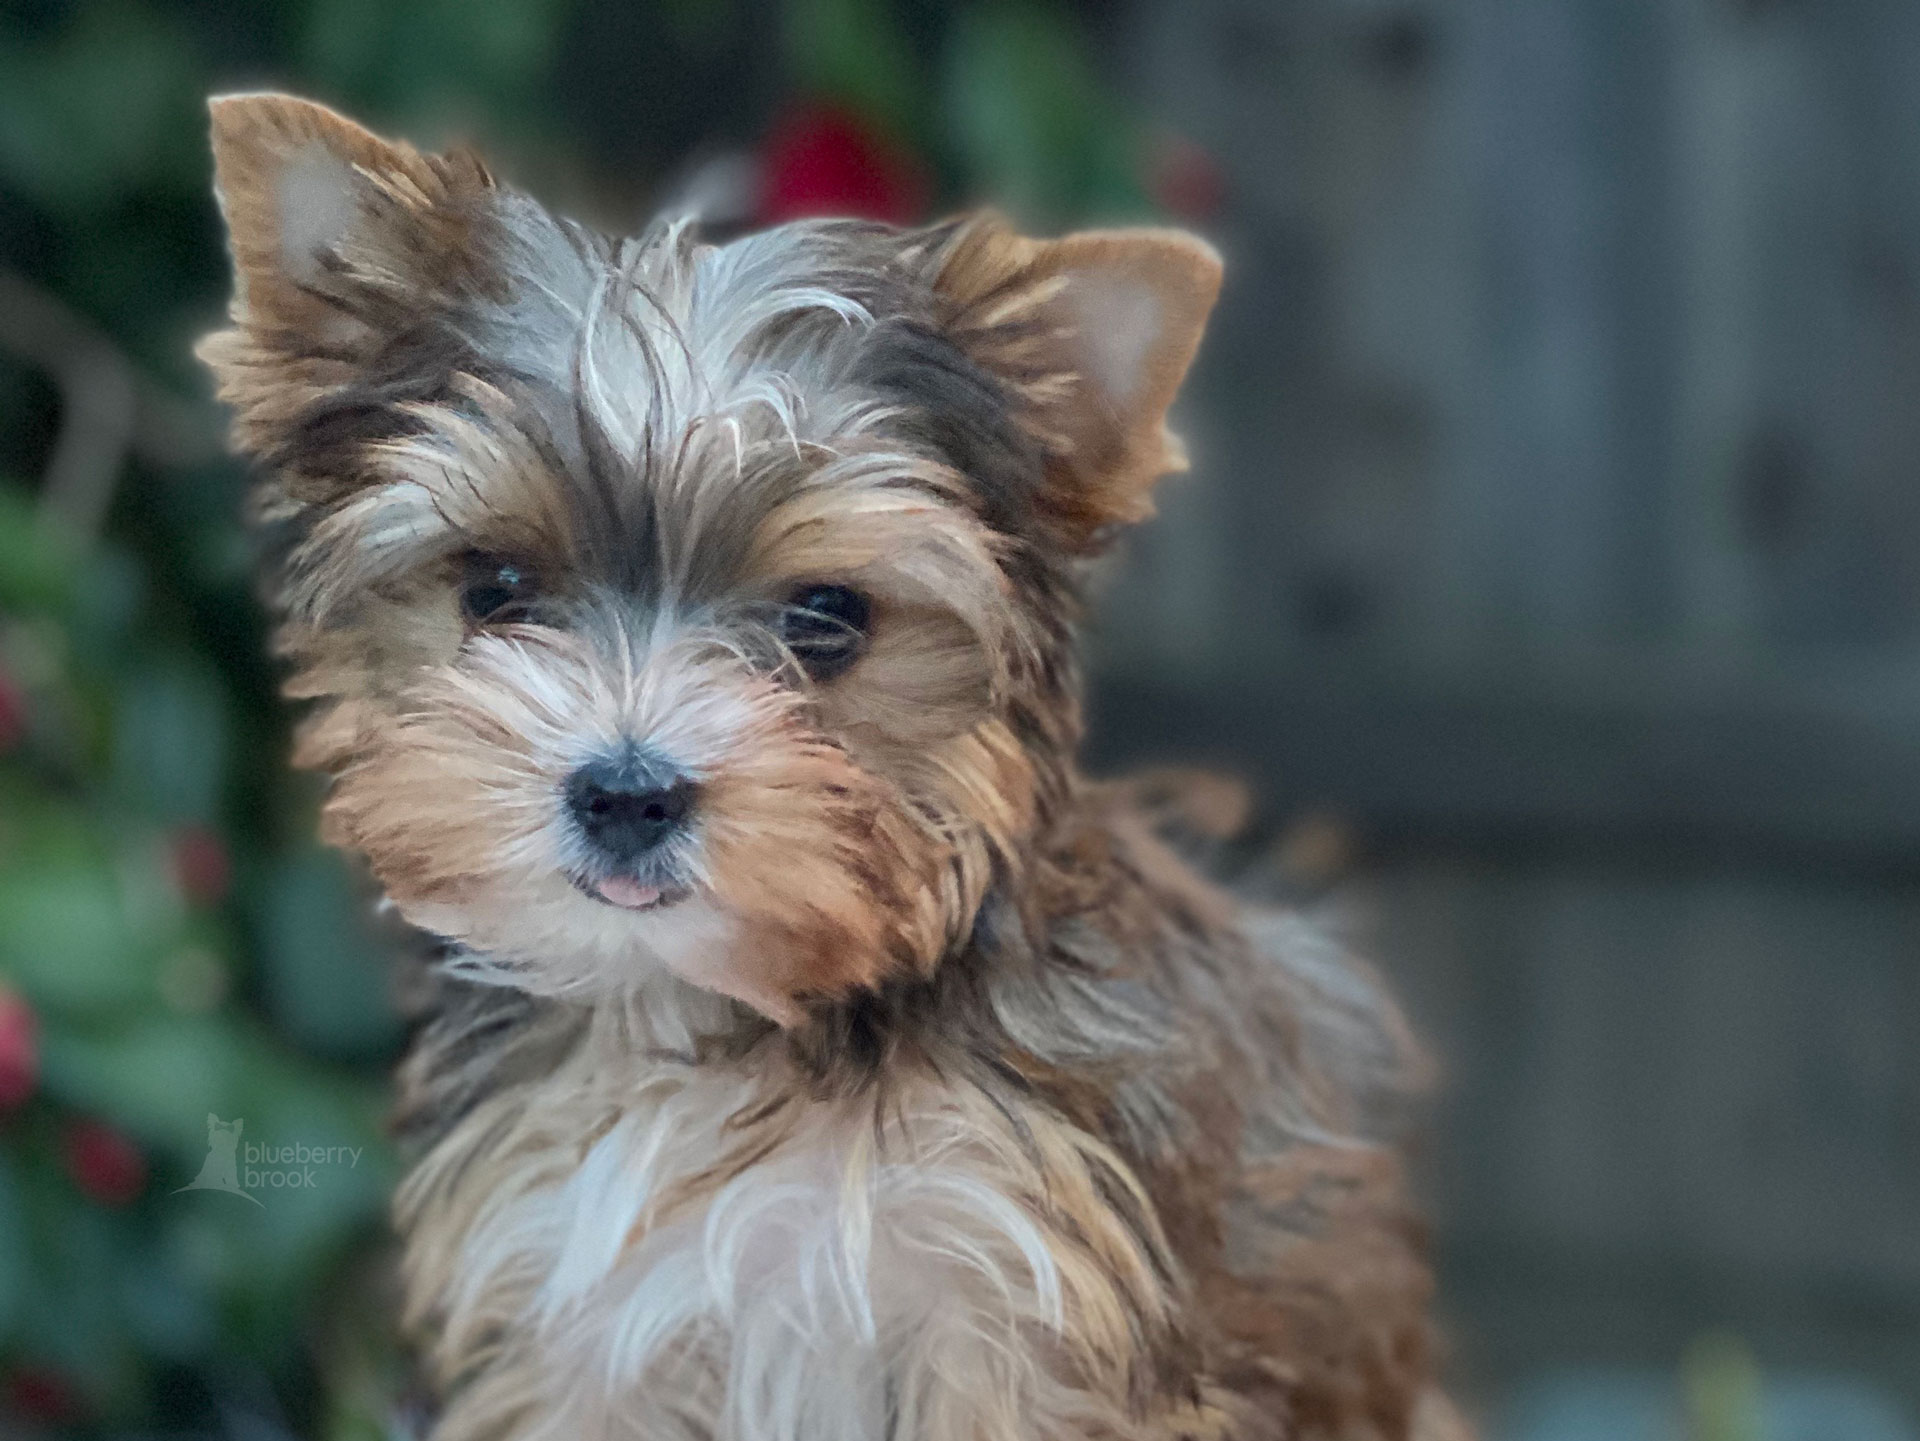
<box><xmin>778</xmin><ymin>584</ymin><xmax>871</xmax><ymax>679</ymax></box>
<box><xmin>459</xmin><ymin>554</ymin><xmax>539</xmax><ymax>625</ymax></box>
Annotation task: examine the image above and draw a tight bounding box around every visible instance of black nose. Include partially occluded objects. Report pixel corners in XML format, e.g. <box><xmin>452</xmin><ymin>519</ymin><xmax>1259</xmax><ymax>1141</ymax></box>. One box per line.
<box><xmin>564</xmin><ymin>753</ymin><xmax>697</xmax><ymax>863</ymax></box>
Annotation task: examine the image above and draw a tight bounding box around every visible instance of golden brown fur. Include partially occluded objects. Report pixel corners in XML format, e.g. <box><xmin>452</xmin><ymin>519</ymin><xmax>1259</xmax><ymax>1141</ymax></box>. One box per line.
<box><xmin>201</xmin><ymin>93</ymin><xmax>1468</xmax><ymax>1441</ymax></box>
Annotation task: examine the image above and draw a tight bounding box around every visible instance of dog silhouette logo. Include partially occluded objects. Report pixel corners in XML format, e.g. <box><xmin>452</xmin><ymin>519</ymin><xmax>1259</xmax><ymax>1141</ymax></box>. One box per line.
<box><xmin>174</xmin><ymin>1114</ymin><xmax>261</xmax><ymax>1204</ymax></box>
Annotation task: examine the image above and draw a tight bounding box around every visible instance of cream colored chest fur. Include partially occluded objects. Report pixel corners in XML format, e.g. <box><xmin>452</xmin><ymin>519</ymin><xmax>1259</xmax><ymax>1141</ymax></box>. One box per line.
<box><xmin>396</xmin><ymin>996</ymin><xmax>1198</xmax><ymax>1441</ymax></box>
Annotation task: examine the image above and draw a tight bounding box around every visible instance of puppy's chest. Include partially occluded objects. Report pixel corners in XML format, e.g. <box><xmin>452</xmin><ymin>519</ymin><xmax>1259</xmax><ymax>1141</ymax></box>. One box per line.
<box><xmin>402</xmin><ymin>1041</ymin><xmax>1169</xmax><ymax>1441</ymax></box>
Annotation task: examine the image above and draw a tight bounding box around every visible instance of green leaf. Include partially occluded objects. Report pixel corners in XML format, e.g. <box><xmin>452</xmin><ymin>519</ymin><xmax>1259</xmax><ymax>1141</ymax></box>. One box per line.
<box><xmin>0</xmin><ymin>482</ymin><xmax>81</xmax><ymax>614</ymax></box>
<box><xmin>0</xmin><ymin>853</ymin><xmax>153</xmax><ymax>1015</ymax></box>
<box><xmin>65</xmin><ymin>544</ymin><xmax>147</xmax><ymax>661</ymax></box>
<box><xmin>784</xmin><ymin>0</ymin><xmax>922</xmax><ymax>139</ymax></box>
<box><xmin>304</xmin><ymin>0</ymin><xmax>570</xmax><ymax>116</ymax></box>
<box><xmin>111</xmin><ymin>657</ymin><xmax>229</xmax><ymax>824</ymax></box>
<box><xmin>17</xmin><ymin>1169</ymin><xmax>135</xmax><ymax>1391</ymax></box>
<box><xmin>118</xmin><ymin>1242</ymin><xmax>217</xmax><ymax>1362</ymax></box>
<box><xmin>942</xmin><ymin>1</ymin><xmax>1147</xmax><ymax>227</ymax></box>
<box><xmin>39</xmin><ymin>1014</ymin><xmax>246</xmax><ymax>1159</ymax></box>
<box><xmin>0</xmin><ymin>1152</ymin><xmax>27</xmax><ymax>1342</ymax></box>
<box><xmin>256</xmin><ymin>848</ymin><xmax>403</xmax><ymax>1058</ymax></box>
<box><xmin>0</xmin><ymin>2</ymin><xmax>204</xmax><ymax>216</ymax></box>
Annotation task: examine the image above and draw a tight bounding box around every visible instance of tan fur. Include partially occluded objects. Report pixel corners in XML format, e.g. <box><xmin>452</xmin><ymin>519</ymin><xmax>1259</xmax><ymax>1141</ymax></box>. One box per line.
<box><xmin>201</xmin><ymin>94</ymin><xmax>1465</xmax><ymax>1441</ymax></box>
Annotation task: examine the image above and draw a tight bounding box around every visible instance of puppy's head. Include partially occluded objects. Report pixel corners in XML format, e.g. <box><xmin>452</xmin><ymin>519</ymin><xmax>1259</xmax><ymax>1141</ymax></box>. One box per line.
<box><xmin>200</xmin><ymin>95</ymin><xmax>1219</xmax><ymax>1023</ymax></box>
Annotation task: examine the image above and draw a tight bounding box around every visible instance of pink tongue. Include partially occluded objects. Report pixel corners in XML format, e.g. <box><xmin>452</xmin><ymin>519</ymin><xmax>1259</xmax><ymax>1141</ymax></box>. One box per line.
<box><xmin>594</xmin><ymin>876</ymin><xmax>663</xmax><ymax>910</ymax></box>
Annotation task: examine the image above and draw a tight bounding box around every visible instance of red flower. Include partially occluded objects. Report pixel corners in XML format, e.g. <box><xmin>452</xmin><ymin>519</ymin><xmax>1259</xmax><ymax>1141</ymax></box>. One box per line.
<box><xmin>0</xmin><ymin>988</ymin><xmax>36</xmax><ymax>1110</ymax></box>
<box><xmin>758</xmin><ymin>102</ymin><xmax>930</xmax><ymax>226</ymax></box>
<box><xmin>1148</xmin><ymin>134</ymin><xmax>1227</xmax><ymax>223</ymax></box>
<box><xmin>169</xmin><ymin>824</ymin><xmax>231</xmax><ymax>907</ymax></box>
<box><xmin>63</xmin><ymin>1119</ymin><xmax>147</xmax><ymax>1206</ymax></box>
<box><xmin>0</xmin><ymin>666</ymin><xmax>23</xmax><ymax>753</ymax></box>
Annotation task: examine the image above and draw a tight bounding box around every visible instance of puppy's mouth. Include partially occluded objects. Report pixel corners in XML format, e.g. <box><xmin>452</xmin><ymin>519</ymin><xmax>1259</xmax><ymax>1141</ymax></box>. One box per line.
<box><xmin>571</xmin><ymin>874</ymin><xmax>693</xmax><ymax>913</ymax></box>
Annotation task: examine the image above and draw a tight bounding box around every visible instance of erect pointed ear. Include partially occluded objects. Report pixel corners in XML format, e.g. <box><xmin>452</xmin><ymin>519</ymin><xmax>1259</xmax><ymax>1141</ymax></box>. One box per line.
<box><xmin>931</xmin><ymin>213</ymin><xmax>1221</xmax><ymax>546</ymax></box>
<box><xmin>200</xmin><ymin>94</ymin><xmax>505</xmax><ymax>464</ymax></box>
<box><xmin>206</xmin><ymin>92</ymin><xmax>492</xmax><ymax>329</ymax></box>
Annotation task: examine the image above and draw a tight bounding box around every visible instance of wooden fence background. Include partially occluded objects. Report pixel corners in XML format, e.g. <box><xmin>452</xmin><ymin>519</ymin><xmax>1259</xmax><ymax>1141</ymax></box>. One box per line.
<box><xmin>1089</xmin><ymin>0</ymin><xmax>1920</xmax><ymax>1414</ymax></box>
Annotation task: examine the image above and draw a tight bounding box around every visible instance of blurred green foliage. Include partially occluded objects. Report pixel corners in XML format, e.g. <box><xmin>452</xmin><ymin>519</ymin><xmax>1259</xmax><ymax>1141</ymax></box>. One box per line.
<box><xmin>0</xmin><ymin>1</ymin><xmax>1156</xmax><ymax>1435</ymax></box>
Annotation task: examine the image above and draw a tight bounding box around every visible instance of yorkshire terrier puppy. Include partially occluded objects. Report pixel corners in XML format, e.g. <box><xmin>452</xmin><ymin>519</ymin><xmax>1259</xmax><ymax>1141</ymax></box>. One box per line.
<box><xmin>201</xmin><ymin>95</ymin><xmax>1467</xmax><ymax>1441</ymax></box>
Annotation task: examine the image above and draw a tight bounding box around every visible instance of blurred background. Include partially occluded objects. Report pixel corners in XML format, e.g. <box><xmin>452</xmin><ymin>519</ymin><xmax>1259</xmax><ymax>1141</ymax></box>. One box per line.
<box><xmin>0</xmin><ymin>0</ymin><xmax>1915</xmax><ymax>1437</ymax></box>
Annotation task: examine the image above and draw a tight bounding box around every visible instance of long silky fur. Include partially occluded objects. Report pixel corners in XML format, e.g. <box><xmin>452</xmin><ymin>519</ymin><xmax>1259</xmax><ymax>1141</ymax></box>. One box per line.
<box><xmin>200</xmin><ymin>95</ymin><xmax>1470</xmax><ymax>1441</ymax></box>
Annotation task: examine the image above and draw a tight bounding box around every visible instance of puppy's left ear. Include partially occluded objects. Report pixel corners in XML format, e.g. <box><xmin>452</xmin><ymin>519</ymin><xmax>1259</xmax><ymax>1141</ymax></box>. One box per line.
<box><xmin>931</xmin><ymin>214</ymin><xmax>1222</xmax><ymax>547</ymax></box>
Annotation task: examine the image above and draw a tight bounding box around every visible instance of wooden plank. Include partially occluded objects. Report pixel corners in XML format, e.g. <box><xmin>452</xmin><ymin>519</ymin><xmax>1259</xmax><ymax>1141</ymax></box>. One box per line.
<box><xmin>1087</xmin><ymin>669</ymin><xmax>1920</xmax><ymax>867</ymax></box>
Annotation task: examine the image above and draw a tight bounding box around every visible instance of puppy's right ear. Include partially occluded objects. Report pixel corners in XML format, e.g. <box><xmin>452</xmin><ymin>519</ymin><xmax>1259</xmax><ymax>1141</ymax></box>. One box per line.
<box><xmin>207</xmin><ymin>93</ymin><xmax>491</xmax><ymax>331</ymax></box>
<box><xmin>199</xmin><ymin>94</ymin><xmax>497</xmax><ymax>459</ymax></box>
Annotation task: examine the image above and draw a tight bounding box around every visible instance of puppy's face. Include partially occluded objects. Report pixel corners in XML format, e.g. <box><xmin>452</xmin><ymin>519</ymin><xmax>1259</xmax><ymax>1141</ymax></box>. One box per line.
<box><xmin>201</xmin><ymin>96</ymin><xmax>1218</xmax><ymax>1022</ymax></box>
